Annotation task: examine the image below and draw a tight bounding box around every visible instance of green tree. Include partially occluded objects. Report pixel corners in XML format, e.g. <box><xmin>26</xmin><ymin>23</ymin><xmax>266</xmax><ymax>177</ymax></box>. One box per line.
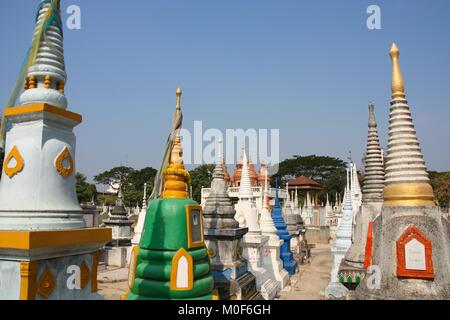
<box><xmin>76</xmin><ymin>172</ymin><xmax>97</xmax><ymax>204</ymax></box>
<box><xmin>429</xmin><ymin>171</ymin><xmax>450</xmax><ymax>212</ymax></box>
<box><xmin>94</xmin><ymin>166</ymin><xmax>157</xmax><ymax>207</ymax></box>
<box><xmin>189</xmin><ymin>164</ymin><xmax>215</xmax><ymax>203</ymax></box>
<box><xmin>97</xmin><ymin>194</ymin><xmax>116</xmax><ymax>206</ymax></box>
<box><xmin>271</xmin><ymin>155</ymin><xmax>347</xmax><ymax>205</ymax></box>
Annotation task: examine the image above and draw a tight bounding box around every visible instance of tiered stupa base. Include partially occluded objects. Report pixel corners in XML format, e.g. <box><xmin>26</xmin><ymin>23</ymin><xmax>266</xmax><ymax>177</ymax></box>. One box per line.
<box><xmin>125</xmin><ymin>246</ymin><xmax>215</xmax><ymax>300</ymax></box>
<box><xmin>213</xmin><ymin>271</ymin><xmax>263</xmax><ymax>300</ymax></box>
<box><xmin>279</xmin><ymin>237</ymin><xmax>297</xmax><ymax>275</ymax></box>
<box><xmin>205</xmin><ymin>229</ymin><xmax>262</xmax><ymax>300</ymax></box>
<box><xmin>0</xmin><ymin>228</ymin><xmax>111</xmax><ymax>300</ymax></box>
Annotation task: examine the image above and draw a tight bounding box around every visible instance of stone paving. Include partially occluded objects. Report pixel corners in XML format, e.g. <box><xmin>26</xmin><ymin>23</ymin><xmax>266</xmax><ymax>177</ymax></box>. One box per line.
<box><xmin>98</xmin><ymin>266</ymin><xmax>129</xmax><ymax>300</ymax></box>
<box><xmin>279</xmin><ymin>243</ymin><xmax>332</xmax><ymax>300</ymax></box>
<box><xmin>97</xmin><ymin>243</ymin><xmax>333</xmax><ymax>301</ymax></box>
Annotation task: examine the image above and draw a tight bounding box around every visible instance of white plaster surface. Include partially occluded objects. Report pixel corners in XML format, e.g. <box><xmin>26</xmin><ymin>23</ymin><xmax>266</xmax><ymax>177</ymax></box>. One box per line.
<box><xmin>405</xmin><ymin>239</ymin><xmax>426</xmax><ymax>271</ymax></box>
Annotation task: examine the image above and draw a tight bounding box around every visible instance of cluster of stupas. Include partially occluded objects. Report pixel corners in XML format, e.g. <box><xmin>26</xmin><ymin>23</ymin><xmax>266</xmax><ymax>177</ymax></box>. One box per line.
<box><xmin>323</xmin><ymin>44</ymin><xmax>450</xmax><ymax>300</ymax></box>
<box><xmin>0</xmin><ymin>1</ymin><xmax>448</xmax><ymax>302</ymax></box>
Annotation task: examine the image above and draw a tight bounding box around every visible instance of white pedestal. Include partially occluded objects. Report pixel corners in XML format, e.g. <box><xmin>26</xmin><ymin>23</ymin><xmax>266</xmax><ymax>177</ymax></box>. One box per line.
<box><xmin>262</xmin><ymin>236</ymin><xmax>289</xmax><ymax>289</ymax></box>
<box><xmin>242</xmin><ymin>233</ymin><xmax>280</xmax><ymax>300</ymax></box>
<box><xmin>0</xmin><ymin>106</ymin><xmax>85</xmax><ymax>231</ymax></box>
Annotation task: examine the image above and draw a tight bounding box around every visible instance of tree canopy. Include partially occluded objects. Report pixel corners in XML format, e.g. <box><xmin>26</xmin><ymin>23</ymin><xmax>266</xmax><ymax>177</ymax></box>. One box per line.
<box><xmin>429</xmin><ymin>171</ymin><xmax>450</xmax><ymax>212</ymax></box>
<box><xmin>76</xmin><ymin>172</ymin><xmax>97</xmax><ymax>204</ymax></box>
<box><xmin>271</xmin><ymin>155</ymin><xmax>348</xmax><ymax>205</ymax></box>
<box><xmin>189</xmin><ymin>164</ymin><xmax>215</xmax><ymax>203</ymax></box>
<box><xmin>94</xmin><ymin>166</ymin><xmax>157</xmax><ymax>207</ymax></box>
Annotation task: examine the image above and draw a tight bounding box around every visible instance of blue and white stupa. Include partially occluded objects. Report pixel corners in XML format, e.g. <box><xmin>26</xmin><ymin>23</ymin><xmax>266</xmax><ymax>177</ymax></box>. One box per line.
<box><xmin>272</xmin><ymin>178</ymin><xmax>297</xmax><ymax>275</ymax></box>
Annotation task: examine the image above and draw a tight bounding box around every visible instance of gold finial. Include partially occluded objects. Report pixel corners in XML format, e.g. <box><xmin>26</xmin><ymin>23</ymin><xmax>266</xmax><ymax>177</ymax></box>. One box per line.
<box><xmin>44</xmin><ymin>75</ymin><xmax>51</xmax><ymax>89</ymax></box>
<box><xmin>170</xmin><ymin>133</ymin><xmax>184</xmax><ymax>166</ymax></box>
<box><xmin>28</xmin><ymin>76</ymin><xmax>36</xmax><ymax>89</ymax></box>
<box><xmin>162</xmin><ymin>131</ymin><xmax>190</xmax><ymax>199</ymax></box>
<box><xmin>176</xmin><ymin>87</ymin><xmax>183</xmax><ymax>113</ymax></box>
<box><xmin>390</xmin><ymin>43</ymin><xmax>405</xmax><ymax>98</ymax></box>
<box><xmin>57</xmin><ymin>80</ymin><xmax>65</xmax><ymax>94</ymax></box>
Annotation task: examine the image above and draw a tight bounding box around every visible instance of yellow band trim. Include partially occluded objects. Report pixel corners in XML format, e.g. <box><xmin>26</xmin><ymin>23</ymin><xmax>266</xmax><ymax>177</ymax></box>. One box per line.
<box><xmin>0</xmin><ymin>228</ymin><xmax>112</xmax><ymax>250</ymax></box>
<box><xmin>185</xmin><ymin>205</ymin><xmax>205</xmax><ymax>249</ymax></box>
<box><xmin>3</xmin><ymin>103</ymin><xmax>82</xmax><ymax>123</ymax></box>
<box><xmin>20</xmin><ymin>261</ymin><xmax>38</xmax><ymax>300</ymax></box>
<box><xmin>91</xmin><ymin>251</ymin><xmax>100</xmax><ymax>293</ymax></box>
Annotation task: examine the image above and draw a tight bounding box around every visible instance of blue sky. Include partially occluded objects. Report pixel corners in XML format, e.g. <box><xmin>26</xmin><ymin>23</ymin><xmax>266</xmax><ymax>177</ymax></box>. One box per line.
<box><xmin>1</xmin><ymin>0</ymin><xmax>449</xmax><ymax>183</ymax></box>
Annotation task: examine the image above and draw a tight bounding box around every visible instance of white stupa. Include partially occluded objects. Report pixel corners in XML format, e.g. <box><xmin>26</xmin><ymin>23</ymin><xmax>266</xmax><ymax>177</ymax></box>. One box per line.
<box><xmin>0</xmin><ymin>1</ymin><xmax>111</xmax><ymax>300</ymax></box>
<box><xmin>235</xmin><ymin>151</ymin><xmax>280</xmax><ymax>300</ymax></box>
<box><xmin>258</xmin><ymin>172</ymin><xmax>289</xmax><ymax>289</ymax></box>
<box><xmin>131</xmin><ymin>183</ymin><xmax>148</xmax><ymax>246</ymax></box>
<box><xmin>325</xmin><ymin>166</ymin><xmax>354</xmax><ymax>299</ymax></box>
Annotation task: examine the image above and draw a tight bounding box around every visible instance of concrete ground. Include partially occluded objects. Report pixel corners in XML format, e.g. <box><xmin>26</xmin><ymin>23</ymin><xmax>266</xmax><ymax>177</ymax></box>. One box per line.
<box><xmin>97</xmin><ymin>243</ymin><xmax>333</xmax><ymax>300</ymax></box>
<box><xmin>98</xmin><ymin>267</ymin><xmax>129</xmax><ymax>300</ymax></box>
<box><xmin>279</xmin><ymin>243</ymin><xmax>332</xmax><ymax>300</ymax></box>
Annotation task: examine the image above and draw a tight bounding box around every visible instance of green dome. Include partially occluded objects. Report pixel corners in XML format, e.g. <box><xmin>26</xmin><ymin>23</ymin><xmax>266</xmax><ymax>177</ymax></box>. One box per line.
<box><xmin>126</xmin><ymin>198</ymin><xmax>215</xmax><ymax>300</ymax></box>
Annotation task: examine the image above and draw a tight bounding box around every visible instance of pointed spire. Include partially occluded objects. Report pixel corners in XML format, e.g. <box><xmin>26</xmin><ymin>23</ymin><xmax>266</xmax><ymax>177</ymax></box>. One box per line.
<box><xmin>274</xmin><ymin>178</ymin><xmax>281</xmax><ymax>208</ymax></box>
<box><xmin>333</xmin><ymin>166</ymin><xmax>354</xmax><ymax>247</ymax></box>
<box><xmin>238</xmin><ymin>150</ymin><xmax>253</xmax><ymax>199</ymax></box>
<box><xmin>362</xmin><ymin>103</ymin><xmax>385</xmax><ymax>203</ymax></box>
<box><xmin>284</xmin><ymin>183</ymin><xmax>290</xmax><ymax>209</ymax></box>
<box><xmin>306</xmin><ymin>192</ymin><xmax>311</xmax><ymax>208</ymax></box>
<box><xmin>176</xmin><ymin>87</ymin><xmax>182</xmax><ymax>114</ymax></box>
<box><xmin>384</xmin><ymin>44</ymin><xmax>435</xmax><ymax>206</ymax></box>
<box><xmin>290</xmin><ymin>191</ymin><xmax>295</xmax><ymax>210</ymax></box>
<box><xmin>259</xmin><ymin>166</ymin><xmax>278</xmax><ymax>237</ymax></box>
<box><xmin>264</xmin><ymin>168</ymin><xmax>270</xmax><ymax>209</ymax></box>
<box><xmin>162</xmin><ymin>89</ymin><xmax>190</xmax><ymax>199</ymax></box>
<box><xmin>19</xmin><ymin>0</ymin><xmax>67</xmax><ymax>108</ymax></box>
<box><xmin>344</xmin><ymin>167</ymin><xmax>353</xmax><ymax>211</ymax></box>
<box><xmin>212</xmin><ymin>138</ymin><xmax>225</xmax><ymax>180</ymax></box>
<box><xmin>117</xmin><ymin>184</ymin><xmax>124</xmax><ymax>206</ymax></box>
<box><xmin>390</xmin><ymin>43</ymin><xmax>405</xmax><ymax>99</ymax></box>
<box><xmin>109</xmin><ymin>182</ymin><xmax>129</xmax><ymax>219</ymax></box>
<box><xmin>352</xmin><ymin>163</ymin><xmax>362</xmax><ymax>196</ymax></box>
<box><xmin>203</xmin><ymin>138</ymin><xmax>240</xmax><ymax>230</ymax></box>
<box><xmin>142</xmin><ymin>183</ymin><xmax>148</xmax><ymax>209</ymax></box>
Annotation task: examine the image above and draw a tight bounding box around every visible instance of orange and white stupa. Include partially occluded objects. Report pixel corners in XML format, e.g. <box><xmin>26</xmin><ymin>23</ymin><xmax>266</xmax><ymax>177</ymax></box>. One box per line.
<box><xmin>355</xmin><ymin>44</ymin><xmax>450</xmax><ymax>300</ymax></box>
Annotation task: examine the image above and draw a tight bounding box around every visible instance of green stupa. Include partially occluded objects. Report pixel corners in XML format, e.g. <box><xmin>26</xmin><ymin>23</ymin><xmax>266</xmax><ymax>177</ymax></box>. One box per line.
<box><xmin>123</xmin><ymin>89</ymin><xmax>216</xmax><ymax>300</ymax></box>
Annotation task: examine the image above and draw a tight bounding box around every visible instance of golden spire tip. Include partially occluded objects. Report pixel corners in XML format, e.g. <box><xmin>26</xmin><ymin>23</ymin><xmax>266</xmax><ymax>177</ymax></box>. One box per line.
<box><xmin>176</xmin><ymin>87</ymin><xmax>183</xmax><ymax>111</ymax></box>
<box><xmin>390</xmin><ymin>43</ymin><xmax>399</xmax><ymax>57</ymax></box>
<box><xmin>389</xmin><ymin>42</ymin><xmax>405</xmax><ymax>98</ymax></box>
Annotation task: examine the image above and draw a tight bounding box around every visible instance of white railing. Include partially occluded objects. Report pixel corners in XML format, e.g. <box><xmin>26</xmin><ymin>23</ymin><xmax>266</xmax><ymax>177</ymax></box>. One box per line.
<box><xmin>201</xmin><ymin>187</ymin><xmax>287</xmax><ymax>200</ymax></box>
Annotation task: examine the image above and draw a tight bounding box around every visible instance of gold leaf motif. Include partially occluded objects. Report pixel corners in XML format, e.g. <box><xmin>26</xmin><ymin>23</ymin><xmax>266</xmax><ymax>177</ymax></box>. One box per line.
<box><xmin>207</xmin><ymin>248</ymin><xmax>216</xmax><ymax>258</ymax></box>
<box><xmin>54</xmin><ymin>146</ymin><xmax>74</xmax><ymax>178</ymax></box>
<box><xmin>80</xmin><ymin>260</ymin><xmax>90</xmax><ymax>289</ymax></box>
<box><xmin>3</xmin><ymin>145</ymin><xmax>24</xmax><ymax>178</ymax></box>
<box><xmin>37</xmin><ymin>267</ymin><xmax>56</xmax><ymax>299</ymax></box>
